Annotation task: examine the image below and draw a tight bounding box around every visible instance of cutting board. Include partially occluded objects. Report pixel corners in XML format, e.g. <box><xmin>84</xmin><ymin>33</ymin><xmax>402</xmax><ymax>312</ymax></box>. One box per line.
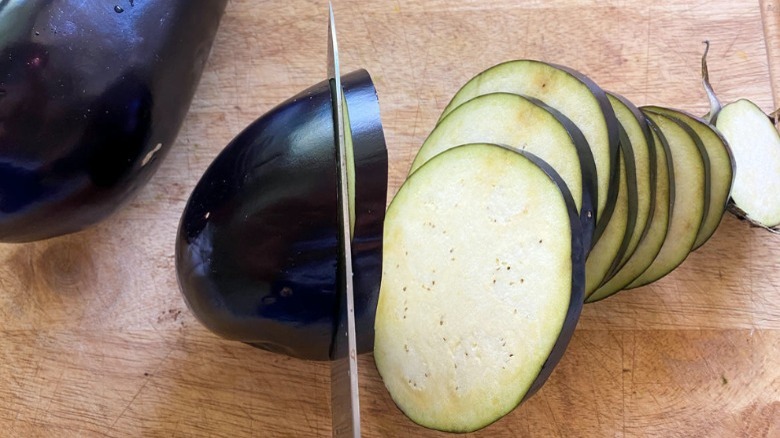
<box><xmin>0</xmin><ymin>0</ymin><xmax>778</xmax><ymax>436</ymax></box>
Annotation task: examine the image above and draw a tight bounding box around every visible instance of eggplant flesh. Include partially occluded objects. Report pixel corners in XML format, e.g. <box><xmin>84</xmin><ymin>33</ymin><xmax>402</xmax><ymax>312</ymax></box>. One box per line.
<box><xmin>0</xmin><ymin>0</ymin><xmax>228</xmax><ymax>242</ymax></box>
<box><xmin>715</xmin><ymin>99</ymin><xmax>780</xmax><ymax>230</ymax></box>
<box><xmin>411</xmin><ymin>92</ymin><xmax>597</xmax><ymax>251</ymax></box>
<box><xmin>175</xmin><ymin>69</ymin><xmax>387</xmax><ymax>361</ymax></box>
<box><xmin>437</xmin><ymin>60</ymin><xmax>619</xmax><ymax>239</ymax></box>
<box><xmin>374</xmin><ymin>143</ymin><xmax>583</xmax><ymax>433</ymax></box>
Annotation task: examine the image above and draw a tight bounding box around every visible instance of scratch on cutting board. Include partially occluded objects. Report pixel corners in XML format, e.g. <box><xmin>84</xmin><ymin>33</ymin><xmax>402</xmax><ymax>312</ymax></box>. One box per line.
<box><xmin>107</xmin><ymin>376</ymin><xmax>151</xmax><ymax>431</ymax></box>
<box><xmin>104</xmin><ymin>347</ymin><xmax>175</xmax><ymax>434</ymax></box>
<box><xmin>37</xmin><ymin>369</ymin><xmax>66</xmax><ymax>424</ymax></box>
<box><xmin>543</xmin><ymin>392</ymin><xmax>564</xmax><ymax>436</ymax></box>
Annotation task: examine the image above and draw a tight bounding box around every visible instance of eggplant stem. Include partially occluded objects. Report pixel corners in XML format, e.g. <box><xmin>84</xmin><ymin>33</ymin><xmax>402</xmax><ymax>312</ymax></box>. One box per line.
<box><xmin>701</xmin><ymin>41</ymin><xmax>722</xmax><ymax>123</ymax></box>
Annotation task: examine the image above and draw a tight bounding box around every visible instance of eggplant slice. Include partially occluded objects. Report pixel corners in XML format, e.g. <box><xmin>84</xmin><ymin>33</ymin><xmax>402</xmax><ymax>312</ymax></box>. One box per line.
<box><xmin>411</xmin><ymin>92</ymin><xmax>597</xmax><ymax>251</ymax></box>
<box><xmin>584</xmin><ymin>123</ymin><xmax>638</xmax><ymax>296</ymax></box>
<box><xmin>588</xmin><ymin>118</ymin><xmax>670</xmax><ymax>302</ymax></box>
<box><xmin>437</xmin><ymin>60</ymin><xmax>619</xmax><ymax>240</ymax></box>
<box><xmin>374</xmin><ymin>143</ymin><xmax>583</xmax><ymax>433</ymax></box>
<box><xmin>627</xmin><ymin>111</ymin><xmax>708</xmax><ymax>289</ymax></box>
<box><xmin>175</xmin><ymin>69</ymin><xmax>387</xmax><ymax>361</ymax></box>
<box><xmin>644</xmin><ymin>106</ymin><xmax>733</xmax><ymax>249</ymax></box>
<box><xmin>602</xmin><ymin>93</ymin><xmax>656</xmax><ymax>282</ymax></box>
<box><xmin>715</xmin><ymin>99</ymin><xmax>780</xmax><ymax>230</ymax></box>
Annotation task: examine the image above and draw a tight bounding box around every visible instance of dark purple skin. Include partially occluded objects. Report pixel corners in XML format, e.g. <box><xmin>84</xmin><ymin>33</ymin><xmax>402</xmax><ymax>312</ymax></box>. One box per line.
<box><xmin>175</xmin><ymin>69</ymin><xmax>388</xmax><ymax>361</ymax></box>
<box><xmin>0</xmin><ymin>0</ymin><xmax>227</xmax><ymax>242</ymax></box>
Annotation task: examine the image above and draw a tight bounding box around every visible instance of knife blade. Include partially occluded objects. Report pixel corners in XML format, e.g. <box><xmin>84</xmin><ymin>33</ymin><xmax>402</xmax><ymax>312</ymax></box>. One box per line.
<box><xmin>327</xmin><ymin>3</ymin><xmax>361</xmax><ymax>437</ymax></box>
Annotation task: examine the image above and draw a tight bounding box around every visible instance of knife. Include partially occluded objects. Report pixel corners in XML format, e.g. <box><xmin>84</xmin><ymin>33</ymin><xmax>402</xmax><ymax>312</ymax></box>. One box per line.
<box><xmin>327</xmin><ymin>3</ymin><xmax>361</xmax><ymax>438</ymax></box>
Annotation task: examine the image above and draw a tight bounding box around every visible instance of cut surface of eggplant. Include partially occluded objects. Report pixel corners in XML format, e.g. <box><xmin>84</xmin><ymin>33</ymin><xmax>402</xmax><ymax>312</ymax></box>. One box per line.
<box><xmin>588</xmin><ymin>120</ymin><xmax>670</xmax><ymax>302</ymax></box>
<box><xmin>627</xmin><ymin>111</ymin><xmax>707</xmax><ymax>289</ymax></box>
<box><xmin>644</xmin><ymin>106</ymin><xmax>733</xmax><ymax>249</ymax></box>
<box><xmin>374</xmin><ymin>143</ymin><xmax>583</xmax><ymax>433</ymax></box>
<box><xmin>411</xmin><ymin>92</ymin><xmax>597</xmax><ymax>250</ymax></box>
<box><xmin>438</xmin><ymin>60</ymin><xmax>618</xmax><ymax>235</ymax></box>
<box><xmin>716</xmin><ymin>99</ymin><xmax>780</xmax><ymax>229</ymax></box>
<box><xmin>584</xmin><ymin>124</ymin><xmax>637</xmax><ymax>296</ymax></box>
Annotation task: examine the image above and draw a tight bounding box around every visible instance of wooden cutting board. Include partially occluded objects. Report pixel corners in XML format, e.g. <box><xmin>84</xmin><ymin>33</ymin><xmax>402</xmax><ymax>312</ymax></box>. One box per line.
<box><xmin>0</xmin><ymin>0</ymin><xmax>778</xmax><ymax>436</ymax></box>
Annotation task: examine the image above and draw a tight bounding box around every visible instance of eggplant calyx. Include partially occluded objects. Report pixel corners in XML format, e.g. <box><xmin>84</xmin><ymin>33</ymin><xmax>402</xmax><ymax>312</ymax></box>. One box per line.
<box><xmin>701</xmin><ymin>41</ymin><xmax>723</xmax><ymax>123</ymax></box>
<box><xmin>727</xmin><ymin>200</ymin><xmax>780</xmax><ymax>234</ymax></box>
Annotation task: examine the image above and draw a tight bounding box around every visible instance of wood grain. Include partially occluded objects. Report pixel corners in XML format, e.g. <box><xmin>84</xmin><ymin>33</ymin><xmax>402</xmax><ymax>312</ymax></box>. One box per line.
<box><xmin>0</xmin><ymin>0</ymin><xmax>778</xmax><ymax>436</ymax></box>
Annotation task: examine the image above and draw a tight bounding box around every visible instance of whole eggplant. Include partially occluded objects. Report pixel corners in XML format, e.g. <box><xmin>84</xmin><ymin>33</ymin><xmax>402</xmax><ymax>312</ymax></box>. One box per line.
<box><xmin>176</xmin><ymin>69</ymin><xmax>388</xmax><ymax>361</ymax></box>
<box><xmin>0</xmin><ymin>0</ymin><xmax>228</xmax><ymax>242</ymax></box>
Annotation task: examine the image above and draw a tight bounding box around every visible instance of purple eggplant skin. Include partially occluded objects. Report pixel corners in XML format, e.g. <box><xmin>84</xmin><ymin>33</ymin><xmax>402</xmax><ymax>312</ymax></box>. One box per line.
<box><xmin>0</xmin><ymin>0</ymin><xmax>228</xmax><ymax>242</ymax></box>
<box><xmin>175</xmin><ymin>69</ymin><xmax>388</xmax><ymax>361</ymax></box>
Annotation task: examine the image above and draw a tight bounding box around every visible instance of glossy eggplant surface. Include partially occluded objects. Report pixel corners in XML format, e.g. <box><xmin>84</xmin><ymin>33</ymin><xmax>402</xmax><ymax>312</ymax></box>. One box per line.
<box><xmin>0</xmin><ymin>0</ymin><xmax>227</xmax><ymax>242</ymax></box>
<box><xmin>176</xmin><ymin>69</ymin><xmax>388</xmax><ymax>361</ymax></box>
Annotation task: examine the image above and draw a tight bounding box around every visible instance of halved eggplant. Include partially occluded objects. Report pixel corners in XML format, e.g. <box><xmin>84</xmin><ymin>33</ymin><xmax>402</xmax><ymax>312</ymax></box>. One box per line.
<box><xmin>374</xmin><ymin>143</ymin><xmax>583</xmax><ymax>433</ymax></box>
<box><xmin>644</xmin><ymin>106</ymin><xmax>735</xmax><ymax>248</ymax></box>
<box><xmin>584</xmin><ymin>123</ymin><xmax>638</xmax><ymax>296</ymax></box>
<box><xmin>715</xmin><ymin>99</ymin><xmax>780</xmax><ymax>230</ymax></box>
<box><xmin>175</xmin><ymin>69</ymin><xmax>388</xmax><ymax>361</ymax></box>
<box><xmin>626</xmin><ymin>111</ymin><xmax>708</xmax><ymax>289</ymax></box>
<box><xmin>410</xmin><ymin>92</ymin><xmax>597</xmax><ymax>250</ymax></box>
<box><xmin>0</xmin><ymin>0</ymin><xmax>228</xmax><ymax>242</ymax></box>
<box><xmin>438</xmin><ymin>60</ymin><xmax>619</xmax><ymax>240</ymax></box>
<box><xmin>587</xmin><ymin>119</ymin><xmax>670</xmax><ymax>302</ymax></box>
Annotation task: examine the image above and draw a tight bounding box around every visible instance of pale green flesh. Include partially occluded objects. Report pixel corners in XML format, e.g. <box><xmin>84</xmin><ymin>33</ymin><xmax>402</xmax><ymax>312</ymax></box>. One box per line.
<box><xmin>716</xmin><ymin>99</ymin><xmax>780</xmax><ymax>228</ymax></box>
<box><xmin>646</xmin><ymin>106</ymin><xmax>732</xmax><ymax>249</ymax></box>
<box><xmin>604</xmin><ymin>94</ymin><xmax>654</xmax><ymax>280</ymax></box>
<box><xmin>628</xmin><ymin>113</ymin><xmax>706</xmax><ymax>289</ymax></box>
<box><xmin>343</xmin><ymin>94</ymin><xmax>356</xmax><ymax>238</ymax></box>
<box><xmin>438</xmin><ymin>60</ymin><xmax>614</xmax><ymax>224</ymax></box>
<box><xmin>587</xmin><ymin>126</ymin><xmax>670</xmax><ymax>302</ymax></box>
<box><xmin>412</xmin><ymin>93</ymin><xmax>587</xmax><ymax>214</ymax></box>
<box><xmin>585</xmin><ymin>144</ymin><xmax>629</xmax><ymax>295</ymax></box>
<box><xmin>374</xmin><ymin>144</ymin><xmax>573</xmax><ymax>433</ymax></box>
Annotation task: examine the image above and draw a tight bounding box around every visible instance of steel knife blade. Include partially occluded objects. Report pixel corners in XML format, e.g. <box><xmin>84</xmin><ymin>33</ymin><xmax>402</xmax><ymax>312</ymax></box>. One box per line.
<box><xmin>327</xmin><ymin>3</ymin><xmax>361</xmax><ymax>437</ymax></box>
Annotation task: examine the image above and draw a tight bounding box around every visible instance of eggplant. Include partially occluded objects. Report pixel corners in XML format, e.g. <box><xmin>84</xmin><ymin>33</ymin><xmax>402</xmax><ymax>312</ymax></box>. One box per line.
<box><xmin>175</xmin><ymin>69</ymin><xmax>388</xmax><ymax>361</ymax></box>
<box><xmin>0</xmin><ymin>0</ymin><xmax>227</xmax><ymax>242</ymax></box>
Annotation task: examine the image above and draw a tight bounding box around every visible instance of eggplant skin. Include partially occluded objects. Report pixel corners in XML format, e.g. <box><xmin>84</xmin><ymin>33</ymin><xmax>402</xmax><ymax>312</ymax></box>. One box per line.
<box><xmin>175</xmin><ymin>70</ymin><xmax>388</xmax><ymax>361</ymax></box>
<box><xmin>0</xmin><ymin>0</ymin><xmax>228</xmax><ymax>242</ymax></box>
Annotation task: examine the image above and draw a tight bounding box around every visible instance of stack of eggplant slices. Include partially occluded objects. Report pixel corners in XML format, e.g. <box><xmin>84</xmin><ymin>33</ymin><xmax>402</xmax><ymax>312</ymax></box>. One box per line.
<box><xmin>373</xmin><ymin>48</ymin><xmax>780</xmax><ymax>432</ymax></box>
